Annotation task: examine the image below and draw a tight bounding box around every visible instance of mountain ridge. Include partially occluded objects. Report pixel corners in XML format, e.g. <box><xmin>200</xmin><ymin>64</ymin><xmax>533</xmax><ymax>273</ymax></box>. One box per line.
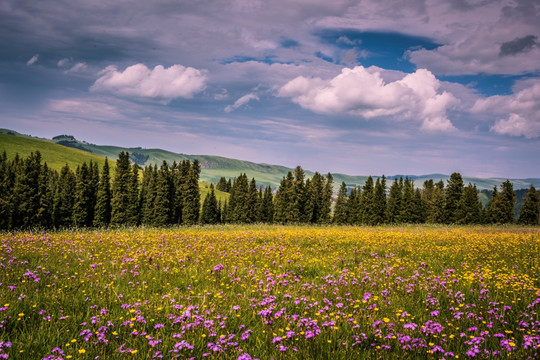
<box><xmin>1</xmin><ymin>128</ymin><xmax>539</xmax><ymax>191</ymax></box>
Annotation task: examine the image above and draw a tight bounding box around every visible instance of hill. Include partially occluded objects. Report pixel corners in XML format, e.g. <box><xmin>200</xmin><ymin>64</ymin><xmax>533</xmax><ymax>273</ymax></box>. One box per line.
<box><xmin>1</xmin><ymin>128</ymin><xmax>539</xmax><ymax>191</ymax></box>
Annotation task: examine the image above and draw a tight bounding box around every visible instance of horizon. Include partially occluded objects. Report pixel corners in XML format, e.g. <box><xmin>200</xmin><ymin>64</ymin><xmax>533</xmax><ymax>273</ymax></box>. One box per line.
<box><xmin>1</xmin><ymin>1</ymin><xmax>539</xmax><ymax>178</ymax></box>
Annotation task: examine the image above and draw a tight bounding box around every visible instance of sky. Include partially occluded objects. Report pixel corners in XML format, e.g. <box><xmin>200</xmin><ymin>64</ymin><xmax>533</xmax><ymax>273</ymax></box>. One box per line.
<box><xmin>1</xmin><ymin>0</ymin><xmax>539</xmax><ymax>179</ymax></box>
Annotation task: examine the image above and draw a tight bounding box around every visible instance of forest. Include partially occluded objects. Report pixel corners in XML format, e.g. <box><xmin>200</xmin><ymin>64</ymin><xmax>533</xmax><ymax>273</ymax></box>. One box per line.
<box><xmin>0</xmin><ymin>150</ymin><xmax>539</xmax><ymax>230</ymax></box>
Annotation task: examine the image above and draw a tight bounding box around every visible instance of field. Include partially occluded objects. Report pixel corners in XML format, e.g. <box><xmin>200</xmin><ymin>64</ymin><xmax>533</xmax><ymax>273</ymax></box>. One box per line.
<box><xmin>0</xmin><ymin>226</ymin><xmax>539</xmax><ymax>359</ymax></box>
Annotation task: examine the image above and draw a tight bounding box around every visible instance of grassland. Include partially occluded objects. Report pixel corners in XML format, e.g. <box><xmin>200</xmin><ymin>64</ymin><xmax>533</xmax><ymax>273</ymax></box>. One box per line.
<box><xmin>0</xmin><ymin>225</ymin><xmax>538</xmax><ymax>359</ymax></box>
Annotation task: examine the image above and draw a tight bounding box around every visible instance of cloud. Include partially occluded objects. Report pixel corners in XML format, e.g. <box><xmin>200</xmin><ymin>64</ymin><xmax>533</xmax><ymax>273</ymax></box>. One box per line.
<box><xmin>65</xmin><ymin>62</ymin><xmax>88</xmax><ymax>73</ymax></box>
<box><xmin>499</xmin><ymin>35</ymin><xmax>537</xmax><ymax>56</ymax></box>
<box><xmin>472</xmin><ymin>79</ymin><xmax>540</xmax><ymax>138</ymax></box>
<box><xmin>90</xmin><ymin>63</ymin><xmax>207</xmax><ymax>103</ymax></box>
<box><xmin>224</xmin><ymin>93</ymin><xmax>259</xmax><ymax>112</ymax></box>
<box><xmin>26</xmin><ymin>54</ymin><xmax>39</xmax><ymax>66</ymax></box>
<box><xmin>279</xmin><ymin>66</ymin><xmax>458</xmax><ymax>132</ymax></box>
<box><xmin>57</xmin><ymin>58</ymin><xmax>69</xmax><ymax>67</ymax></box>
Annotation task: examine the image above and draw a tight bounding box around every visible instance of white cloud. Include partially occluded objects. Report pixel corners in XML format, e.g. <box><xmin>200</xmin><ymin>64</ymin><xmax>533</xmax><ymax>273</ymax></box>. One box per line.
<box><xmin>224</xmin><ymin>93</ymin><xmax>259</xmax><ymax>112</ymax></box>
<box><xmin>65</xmin><ymin>62</ymin><xmax>88</xmax><ymax>73</ymax></box>
<box><xmin>57</xmin><ymin>58</ymin><xmax>69</xmax><ymax>67</ymax></box>
<box><xmin>472</xmin><ymin>79</ymin><xmax>540</xmax><ymax>138</ymax></box>
<box><xmin>26</xmin><ymin>54</ymin><xmax>39</xmax><ymax>66</ymax></box>
<box><xmin>279</xmin><ymin>66</ymin><xmax>459</xmax><ymax>132</ymax></box>
<box><xmin>90</xmin><ymin>63</ymin><xmax>207</xmax><ymax>104</ymax></box>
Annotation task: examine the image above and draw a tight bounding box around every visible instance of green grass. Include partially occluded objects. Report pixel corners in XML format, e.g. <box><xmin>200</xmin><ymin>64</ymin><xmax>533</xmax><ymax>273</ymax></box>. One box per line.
<box><xmin>0</xmin><ymin>133</ymin><xmax>109</xmax><ymax>172</ymax></box>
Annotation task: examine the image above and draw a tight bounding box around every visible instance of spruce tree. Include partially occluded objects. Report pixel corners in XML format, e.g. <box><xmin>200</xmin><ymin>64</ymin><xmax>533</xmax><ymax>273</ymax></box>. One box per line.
<box><xmin>73</xmin><ymin>162</ymin><xmax>94</xmax><ymax>227</ymax></box>
<box><xmin>399</xmin><ymin>177</ymin><xmax>416</xmax><ymax>223</ymax></box>
<box><xmin>518</xmin><ymin>185</ymin><xmax>540</xmax><ymax>225</ymax></box>
<box><xmin>333</xmin><ymin>182</ymin><xmax>349</xmax><ymax>224</ymax></box>
<box><xmin>371</xmin><ymin>176</ymin><xmax>386</xmax><ymax>225</ymax></box>
<box><xmin>259</xmin><ymin>185</ymin><xmax>274</xmax><ymax>223</ymax></box>
<box><xmin>426</xmin><ymin>180</ymin><xmax>446</xmax><ymax>223</ymax></box>
<box><xmin>457</xmin><ymin>184</ymin><xmax>482</xmax><ymax>224</ymax></box>
<box><xmin>153</xmin><ymin>162</ymin><xmax>172</xmax><ymax>226</ymax></box>
<box><xmin>292</xmin><ymin>166</ymin><xmax>307</xmax><ymax>223</ymax></box>
<box><xmin>247</xmin><ymin>178</ymin><xmax>259</xmax><ymax>223</ymax></box>
<box><xmin>386</xmin><ymin>178</ymin><xmax>402</xmax><ymax>224</ymax></box>
<box><xmin>111</xmin><ymin>152</ymin><xmax>132</xmax><ymax>226</ymax></box>
<box><xmin>486</xmin><ymin>186</ymin><xmax>500</xmax><ymax>224</ymax></box>
<box><xmin>126</xmin><ymin>164</ymin><xmax>140</xmax><ymax>225</ymax></box>
<box><xmin>307</xmin><ymin>172</ymin><xmax>324</xmax><ymax>223</ymax></box>
<box><xmin>361</xmin><ymin>176</ymin><xmax>375</xmax><ymax>224</ymax></box>
<box><xmin>347</xmin><ymin>187</ymin><xmax>362</xmax><ymax>225</ymax></box>
<box><xmin>445</xmin><ymin>172</ymin><xmax>464</xmax><ymax>223</ymax></box>
<box><xmin>0</xmin><ymin>152</ymin><xmax>14</xmax><ymax>229</ymax></box>
<box><xmin>216</xmin><ymin>177</ymin><xmax>230</xmax><ymax>192</ymax></box>
<box><xmin>182</xmin><ymin>161</ymin><xmax>200</xmax><ymax>225</ymax></box>
<box><xmin>498</xmin><ymin>180</ymin><xmax>516</xmax><ymax>223</ymax></box>
<box><xmin>36</xmin><ymin>162</ymin><xmax>55</xmax><ymax>228</ymax></box>
<box><xmin>273</xmin><ymin>172</ymin><xmax>294</xmax><ymax>224</ymax></box>
<box><xmin>13</xmin><ymin>151</ymin><xmax>43</xmax><ymax>228</ymax></box>
<box><xmin>201</xmin><ymin>184</ymin><xmax>219</xmax><ymax>224</ymax></box>
<box><xmin>53</xmin><ymin>164</ymin><xmax>76</xmax><ymax>228</ymax></box>
<box><xmin>320</xmin><ymin>173</ymin><xmax>333</xmax><ymax>223</ymax></box>
<box><xmin>141</xmin><ymin>165</ymin><xmax>158</xmax><ymax>225</ymax></box>
<box><xmin>94</xmin><ymin>159</ymin><xmax>112</xmax><ymax>227</ymax></box>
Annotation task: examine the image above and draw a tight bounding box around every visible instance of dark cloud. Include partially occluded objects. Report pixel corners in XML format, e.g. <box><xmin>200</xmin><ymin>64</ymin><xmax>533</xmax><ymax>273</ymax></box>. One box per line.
<box><xmin>499</xmin><ymin>35</ymin><xmax>537</xmax><ymax>56</ymax></box>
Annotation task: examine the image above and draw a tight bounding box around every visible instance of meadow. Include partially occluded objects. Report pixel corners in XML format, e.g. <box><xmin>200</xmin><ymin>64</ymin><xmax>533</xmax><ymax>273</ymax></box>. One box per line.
<box><xmin>0</xmin><ymin>226</ymin><xmax>539</xmax><ymax>359</ymax></box>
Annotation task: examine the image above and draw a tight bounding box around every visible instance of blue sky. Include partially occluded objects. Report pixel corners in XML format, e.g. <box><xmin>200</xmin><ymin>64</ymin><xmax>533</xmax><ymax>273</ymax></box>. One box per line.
<box><xmin>1</xmin><ymin>0</ymin><xmax>539</xmax><ymax>178</ymax></box>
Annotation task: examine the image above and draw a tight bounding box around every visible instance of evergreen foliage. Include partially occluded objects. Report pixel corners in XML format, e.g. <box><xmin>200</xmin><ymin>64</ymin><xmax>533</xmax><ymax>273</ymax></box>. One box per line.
<box><xmin>518</xmin><ymin>185</ymin><xmax>540</xmax><ymax>225</ymax></box>
<box><xmin>94</xmin><ymin>158</ymin><xmax>112</xmax><ymax>227</ymax></box>
<box><xmin>333</xmin><ymin>182</ymin><xmax>349</xmax><ymax>224</ymax></box>
<box><xmin>201</xmin><ymin>184</ymin><xmax>219</xmax><ymax>224</ymax></box>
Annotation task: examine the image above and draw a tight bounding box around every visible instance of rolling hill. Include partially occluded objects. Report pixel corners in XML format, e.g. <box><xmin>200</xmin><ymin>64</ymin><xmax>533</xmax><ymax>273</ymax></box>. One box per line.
<box><xmin>1</xmin><ymin>128</ymin><xmax>539</xmax><ymax>191</ymax></box>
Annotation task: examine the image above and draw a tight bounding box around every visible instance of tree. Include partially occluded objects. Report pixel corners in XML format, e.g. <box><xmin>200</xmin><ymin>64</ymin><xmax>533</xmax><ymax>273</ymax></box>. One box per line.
<box><xmin>457</xmin><ymin>184</ymin><xmax>482</xmax><ymax>224</ymax></box>
<box><xmin>216</xmin><ymin>177</ymin><xmax>231</xmax><ymax>192</ymax></box>
<box><xmin>200</xmin><ymin>184</ymin><xmax>219</xmax><ymax>224</ymax></box>
<box><xmin>274</xmin><ymin>172</ymin><xmax>294</xmax><ymax>224</ymax></box>
<box><xmin>518</xmin><ymin>185</ymin><xmax>540</xmax><ymax>225</ymax></box>
<box><xmin>13</xmin><ymin>151</ymin><xmax>43</xmax><ymax>228</ymax></box>
<box><xmin>53</xmin><ymin>164</ymin><xmax>76</xmax><ymax>228</ymax></box>
<box><xmin>94</xmin><ymin>159</ymin><xmax>112</xmax><ymax>227</ymax></box>
<box><xmin>181</xmin><ymin>161</ymin><xmax>200</xmax><ymax>225</ymax></box>
<box><xmin>152</xmin><ymin>161</ymin><xmax>173</xmax><ymax>226</ymax></box>
<box><xmin>386</xmin><ymin>178</ymin><xmax>402</xmax><ymax>224</ymax></box>
<box><xmin>111</xmin><ymin>152</ymin><xmax>133</xmax><ymax>226</ymax></box>
<box><xmin>258</xmin><ymin>185</ymin><xmax>274</xmax><ymax>223</ymax></box>
<box><xmin>73</xmin><ymin>162</ymin><xmax>94</xmax><ymax>227</ymax></box>
<box><xmin>347</xmin><ymin>187</ymin><xmax>362</xmax><ymax>225</ymax></box>
<box><xmin>228</xmin><ymin>173</ymin><xmax>249</xmax><ymax>223</ymax></box>
<box><xmin>141</xmin><ymin>165</ymin><xmax>158</xmax><ymax>225</ymax></box>
<box><xmin>426</xmin><ymin>180</ymin><xmax>446</xmax><ymax>224</ymax></box>
<box><xmin>445</xmin><ymin>172</ymin><xmax>464</xmax><ymax>223</ymax></box>
<box><xmin>361</xmin><ymin>176</ymin><xmax>375</xmax><ymax>224</ymax></box>
<box><xmin>498</xmin><ymin>180</ymin><xmax>516</xmax><ymax>223</ymax></box>
<box><xmin>333</xmin><ymin>182</ymin><xmax>349</xmax><ymax>225</ymax></box>
<box><xmin>371</xmin><ymin>176</ymin><xmax>386</xmax><ymax>225</ymax></box>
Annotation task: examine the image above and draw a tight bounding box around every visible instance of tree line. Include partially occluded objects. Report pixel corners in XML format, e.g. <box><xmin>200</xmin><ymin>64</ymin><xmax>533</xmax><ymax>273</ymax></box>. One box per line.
<box><xmin>0</xmin><ymin>151</ymin><xmax>538</xmax><ymax>230</ymax></box>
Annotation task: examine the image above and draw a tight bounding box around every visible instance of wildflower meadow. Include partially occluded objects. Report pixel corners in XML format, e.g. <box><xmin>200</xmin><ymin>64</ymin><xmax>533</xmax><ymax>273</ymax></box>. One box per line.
<box><xmin>0</xmin><ymin>226</ymin><xmax>539</xmax><ymax>359</ymax></box>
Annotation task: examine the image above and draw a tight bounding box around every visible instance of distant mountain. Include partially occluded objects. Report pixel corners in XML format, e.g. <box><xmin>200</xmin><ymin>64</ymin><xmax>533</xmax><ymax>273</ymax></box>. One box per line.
<box><xmin>1</xmin><ymin>128</ymin><xmax>539</xmax><ymax>191</ymax></box>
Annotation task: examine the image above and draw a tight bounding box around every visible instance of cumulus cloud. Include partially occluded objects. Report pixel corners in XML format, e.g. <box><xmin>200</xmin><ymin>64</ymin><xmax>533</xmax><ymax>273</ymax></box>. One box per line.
<box><xmin>472</xmin><ymin>79</ymin><xmax>540</xmax><ymax>138</ymax></box>
<box><xmin>90</xmin><ymin>63</ymin><xmax>207</xmax><ymax>103</ymax></box>
<box><xmin>279</xmin><ymin>66</ymin><xmax>458</xmax><ymax>132</ymax></box>
<box><xmin>26</xmin><ymin>54</ymin><xmax>39</xmax><ymax>66</ymax></box>
<box><xmin>224</xmin><ymin>93</ymin><xmax>259</xmax><ymax>112</ymax></box>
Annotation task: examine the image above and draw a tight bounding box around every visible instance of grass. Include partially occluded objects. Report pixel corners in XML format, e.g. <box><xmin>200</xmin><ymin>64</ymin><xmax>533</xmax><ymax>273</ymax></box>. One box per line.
<box><xmin>0</xmin><ymin>225</ymin><xmax>539</xmax><ymax>359</ymax></box>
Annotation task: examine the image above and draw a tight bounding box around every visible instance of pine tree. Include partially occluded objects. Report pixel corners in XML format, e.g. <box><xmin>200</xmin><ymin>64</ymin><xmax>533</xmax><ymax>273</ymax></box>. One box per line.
<box><xmin>518</xmin><ymin>185</ymin><xmax>540</xmax><ymax>225</ymax></box>
<box><xmin>153</xmin><ymin>162</ymin><xmax>172</xmax><ymax>226</ymax></box>
<box><xmin>306</xmin><ymin>172</ymin><xmax>324</xmax><ymax>223</ymax></box>
<box><xmin>333</xmin><ymin>182</ymin><xmax>349</xmax><ymax>225</ymax></box>
<box><xmin>426</xmin><ymin>180</ymin><xmax>446</xmax><ymax>223</ymax></box>
<box><xmin>486</xmin><ymin>186</ymin><xmax>499</xmax><ymax>224</ymax></box>
<box><xmin>347</xmin><ymin>187</ymin><xmax>362</xmax><ymax>225</ymax></box>
<box><xmin>400</xmin><ymin>177</ymin><xmax>416</xmax><ymax>223</ymax></box>
<box><xmin>361</xmin><ymin>176</ymin><xmax>375</xmax><ymax>224</ymax></box>
<box><xmin>371</xmin><ymin>176</ymin><xmax>386</xmax><ymax>225</ymax></box>
<box><xmin>457</xmin><ymin>184</ymin><xmax>482</xmax><ymax>224</ymax></box>
<box><xmin>13</xmin><ymin>151</ymin><xmax>43</xmax><ymax>228</ymax></box>
<box><xmin>320</xmin><ymin>173</ymin><xmax>333</xmax><ymax>223</ymax></box>
<box><xmin>228</xmin><ymin>173</ymin><xmax>249</xmax><ymax>223</ymax></box>
<box><xmin>181</xmin><ymin>161</ymin><xmax>200</xmax><ymax>225</ymax></box>
<box><xmin>216</xmin><ymin>177</ymin><xmax>230</xmax><ymax>192</ymax></box>
<box><xmin>498</xmin><ymin>180</ymin><xmax>516</xmax><ymax>223</ymax></box>
<box><xmin>201</xmin><ymin>184</ymin><xmax>219</xmax><ymax>224</ymax></box>
<box><xmin>273</xmin><ymin>172</ymin><xmax>294</xmax><ymax>224</ymax></box>
<box><xmin>386</xmin><ymin>178</ymin><xmax>402</xmax><ymax>224</ymax></box>
<box><xmin>126</xmin><ymin>164</ymin><xmax>140</xmax><ymax>225</ymax></box>
<box><xmin>111</xmin><ymin>152</ymin><xmax>132</xmax><ymax>226</ymax></box>
<box><xmin>0</xmin><ymin>152</ymin><xmax>15</xmax><ymax>229</ymax></box>
<box><xmin>36</xmin><ymin>162</ymin><xmax>55</xmax><ymax>228</ymax></box>
<box><xmin>73</xmin><ymin>162</ymin><xmax>94</xmax><ymax>227</ymax></box>
<box><xmin>445</xmin><ymin>172</ymin><xmax>464</xmax><ymax>223</ymax></box>
<box><xmin>258</xmin><ymin>185</ymin><xmax>274</xmax><ymax>223</ymax></box>
<box><xmin>247</xmin><ymin>178</ymin><xmax>259</xmax><ymax>223</ymax></box>
<box><xmin>53</xmin><ymin>164</ymin><xmax>76</xmax><ymax>228</ymax></box>
<box><xmin>141</xmin><ymin>165</ymin><xmax>158</xmax><ymax>225</ymax></box>
<box><xmin>292</xmin><ymin>166</ymin><xmax>308</xmax><ymax>223</ymax></box>
<box><xmin>94</xmin><ymin>159</ymin><xmax>112</xmax><ymax>227</ymax></box>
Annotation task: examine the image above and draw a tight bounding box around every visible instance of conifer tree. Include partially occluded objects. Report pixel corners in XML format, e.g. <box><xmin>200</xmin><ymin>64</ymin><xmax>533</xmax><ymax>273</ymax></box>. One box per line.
<box><xmin>53</xmin><ymin>164</ymin><xmax>76</xmax><ymax>228</ymax></box>
<box><xmin>73</xmin><ymin>162</ymin><xmax>94</xmax><ymax>227</ymax></box>
<box><xmin>126</xmin><ymin>164</ymin><xmax>140</xmax><ymax>225</ymax></box>
<box><xmin>36</xmin><ymin>162</ymin><xmax>55</xmax><ymax>228</ymax></box>
<box><xmin>0</xmin><ymin>152</ymin><xmax>14</xmax><ymax>229</ymax></box>
<box><xmin>371</xmin><ymin>176</ymin><xmax>386</xmax><ymax>225</ymax></box>
<box><xmin>292</xmin><ymin>166</ymin><xmax>308</xmax><ymax>223</ymax></box>
<box><xmin>347</xmin><ymin>187</ymin><xmax>362</xmax><ymax>224</ymax></box>
<box><xmin>181</xmin><ymin>161</ymin><xmax>200</xmax><ymax>225</ymax></box>
<box><xmin>201</xmin><ymin>184</ymin><xmax>219</xmax><ymax>224</ymax></box>
<box><xmin>273</xmin><ymin>172</ymin><xmax>294</xmax><ymax>224</ymax></box>
<box><xmin>457</xmin><ymin>184</ymin><xmax>482</xmax><ymax>224</ymax></box>
<box><xmin>153</xmin><ymin>161</ymin><xmax>172</xmax><ymax>226</ymax></box>
<box><xmin>399</xmin><ymin>177</ymin><xmax>417</xmax><ymax>223</ymax></box>
<box><xmin>333</xmin><ymin>182</ymin><xmax>349</xmax><ymax>224</ymax></box>
<box><xmin>498</xmin><ymin>180</ymin><xmax>516</xmax><ymax>223</ymax></box>
<box><xmin>320</xmin><ymin>173</ymin><xmax>333</xmax><ymax>223</ymax></box>
<box><xmin>385</xmin><ymin>178</ymin><xmax>402</xmax><ymax>224</ymax></box>
<box><xmin>445</xmin><ymin>172</ymin><xmax>464</xmax><ymax>223</ymax></box>
<box><xmin>361</xmin><ymin>176</ymin><xmax>375</xmax><ymax>224</ymax></box>
<box><xmin>141</xmin><ymin>165</ymin><xmax>158</xmax><ymax>225</ymax></box>
<box><xmin>216</xmin><ymin>177</ymin><xmax>230</xmax><ymax>192</ymax></box>
<box><xmin>13</xmin><ymin>151</ymin><xmax>43</xmax><ymax>228</ymax></box>
<box><xmin>247</xmin><ymin>178</ymin><xmax>259</xmax><ymax>223</ymax></box>
<box><xmin>111</xmin><ymin>152</ymin><xmax>132</xmax><ymax>226</ymax></box>
<box><xmin>426</xmin><ymin>180</ymin><xmax>446</xmax><ymax>223</ymax></box>
<box><xmin>228</xmin><ymin>173</ymin><xmax>249</xmax><ymax>223</ymax></box>
<box><xmin>306</xmin><ymin>172</ymin><xmax>324</xmax><ymax>223</ymax></box>
<box><xmin>258</xmin><ymin>185</ymin><xmax>274</xmax><ymax>223</ymax></box>
<box><xmin>518</xmin><ymin>185</ymin><xmax>540</xmax><ymax>225</ymax></box>
<box><xmin>94</xmin><ymin>159</ymin><xmax>112</xmax><ymax>227</ymax></box>
<box><xmin>486</xmin><ymin>186</ymin><xmax>499</xmax><ymax>224</ymax></box>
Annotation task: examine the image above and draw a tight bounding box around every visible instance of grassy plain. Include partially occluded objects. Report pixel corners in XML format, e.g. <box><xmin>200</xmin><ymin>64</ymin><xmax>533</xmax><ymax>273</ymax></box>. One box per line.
<box><xmin>0</xmin><ymin>225</ymin><xmax>539</xmax><ymax>359</ymax></box>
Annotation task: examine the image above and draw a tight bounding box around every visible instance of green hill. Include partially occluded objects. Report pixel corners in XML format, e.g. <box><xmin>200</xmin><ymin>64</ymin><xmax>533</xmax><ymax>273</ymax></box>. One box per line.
<box><xmin>1</xmin><ymin>128</ymin><xmax>539</xmax><ymax>191</ymax></box>
<box><xmin>0</xmin><ymin>132</ymin><xmax>109</xmax><ymax>171</ymax></box>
